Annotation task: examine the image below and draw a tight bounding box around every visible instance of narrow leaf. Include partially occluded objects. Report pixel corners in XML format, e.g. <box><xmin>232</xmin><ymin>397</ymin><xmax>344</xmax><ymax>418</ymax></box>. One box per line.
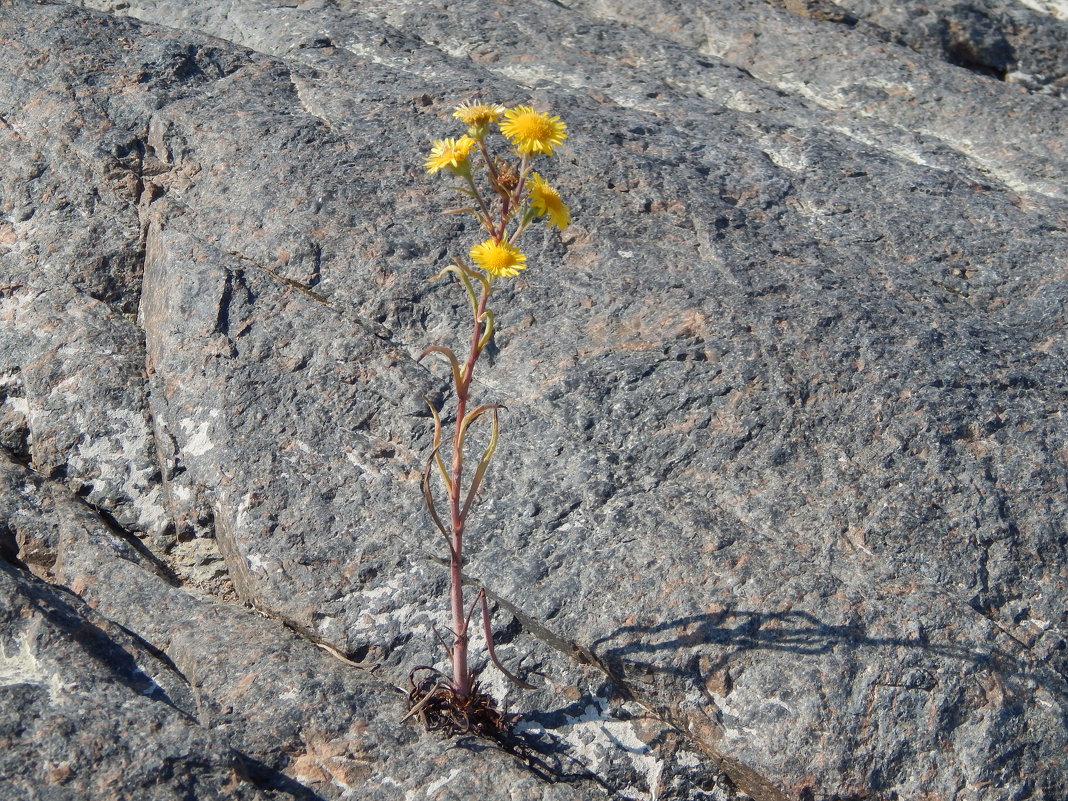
<box><xmin>445</xmin><ymin>259</ymin><xmax>480</xmax><ymax>318</ymax></box>
<box><xmin>418</xmin><ymin>346</ymin><xmax>462</xmax><ymax>390</ymax></box>
<box><xmin>456</xmin><ymin>403</ymin><xmax>502</xmax><ymax>456</ymax></box>
<box><xmin>422</xmin><ymin>453</ymin><xmax>454</xmax><ymax>554</ymax></box>
<box><xmin>454</xmin><ymin>257</ymin><xmax>491</xmax><ymax>300</ymax></box>
<box><xmin>480</xmin><ymin>589</ymin><xmax>537</xmax><ymax>690</ymax></box>
<box><xmin>425</xmin><ymin>395</ymin><xmax>443</xmax><ymax>449</ymax></box>
<box><xmin>461</xmin><ymin>406</ymin><xmax>500</xmax><ymax>523</ymax></box>
<box><xmin>477</xmin><ymin>308</ymin><xmax>495</xmax><ymax>352</ymax></box>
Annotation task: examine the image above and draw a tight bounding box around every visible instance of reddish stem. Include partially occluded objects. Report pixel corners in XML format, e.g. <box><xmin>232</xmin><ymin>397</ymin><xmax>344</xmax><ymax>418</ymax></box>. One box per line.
<box><xmin>447</xmin><ymin>285</ymin><xmax>490</xmax><ymax>699</ymax></box>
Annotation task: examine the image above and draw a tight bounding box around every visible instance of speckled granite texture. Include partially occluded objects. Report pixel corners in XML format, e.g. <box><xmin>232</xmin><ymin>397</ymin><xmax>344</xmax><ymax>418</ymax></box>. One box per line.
<box><xmin>1</xmin><ymin>1</ymin><xmax>1065</xmax><ymax>798</ymax></box>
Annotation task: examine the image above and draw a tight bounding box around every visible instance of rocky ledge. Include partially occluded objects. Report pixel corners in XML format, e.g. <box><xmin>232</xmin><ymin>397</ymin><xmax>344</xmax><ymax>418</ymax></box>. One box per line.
<box><xmin>1</xmin><ymin>1</ymin><xmax>1066</xmax><ymax>799</ymax></box>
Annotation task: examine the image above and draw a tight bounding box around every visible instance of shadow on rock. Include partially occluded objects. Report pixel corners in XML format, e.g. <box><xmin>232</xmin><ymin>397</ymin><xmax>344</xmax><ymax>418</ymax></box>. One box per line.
<box><xmin>442</xmin><ymin>698</ymin><xmax>640</xmax><ymax>799</ymax></box>
<box><xmin>236</xmin><ymin>753</ymin><xmax>332</xmax><ymax>801</ymax></box>
<box><xmin>590</xmin><ymin>608</ymin><xmax>1068</xmax><ymax>707</ymax></box>
<box><xmin>17</xmin><ymin>567</ymin><xmax>190</xmax><ymax>714</ymax></box>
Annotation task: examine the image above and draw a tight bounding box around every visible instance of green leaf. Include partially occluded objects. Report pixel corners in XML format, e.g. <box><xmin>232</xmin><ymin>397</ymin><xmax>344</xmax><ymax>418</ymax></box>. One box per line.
<box><xmin>422</xmin><ymin>452</ymin><xmax>453</xmax><ymax>554</ymax></box>
<box><xmin>461</xmin><ymin>406</ymin><xmax>501</xmax><ymax>523</ymax></box>
<box><xmin>477</xmin><ymin>309</ymin><xmax>495</xmax><ymax>352</ymax></box>
<box><xmin>422</xmin><ymin>396</ymin><xmax>453</xmax><ymax>493</ymax></box>
<box><xmin>418</xmin><ymin>346</ymin><xmax>462</xmax><ymax>390</ymax></box>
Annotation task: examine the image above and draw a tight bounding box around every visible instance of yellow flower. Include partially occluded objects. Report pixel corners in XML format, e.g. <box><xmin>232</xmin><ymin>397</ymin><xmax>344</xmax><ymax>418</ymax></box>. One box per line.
<box><xmin>499</xmin><ymin>106</ymin><xmax>567</xmax><ymax>155</ymax></box>
<box><xmin>453</xmin><ymin>101</ymin><xmax>505</xmax><ymax>129</ymax></box>
<box><xmin>425</xmin><ymin>135</ymin><xmax>477</xmax><ymax>174</ymax></box>
<box><xmin>469</xmin><ymin>239</ymin><xmax>527</xmax><ymax>278</ymax></box>
<box><xmin>528</xmin><ymin>172</ymin><xmax>570</xmax><ymax>230</ymax></box>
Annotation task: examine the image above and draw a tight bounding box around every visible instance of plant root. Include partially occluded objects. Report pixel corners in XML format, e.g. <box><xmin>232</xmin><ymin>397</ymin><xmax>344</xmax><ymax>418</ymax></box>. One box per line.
<box><xmin>405</xmin><ymin>666</ymin><xmax>515</xmax><ymax>738</ymax></box>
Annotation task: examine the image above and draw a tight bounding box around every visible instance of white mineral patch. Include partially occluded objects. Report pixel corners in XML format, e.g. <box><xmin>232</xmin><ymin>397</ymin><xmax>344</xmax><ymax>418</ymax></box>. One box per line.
<box><xmin>109</xmin><ymin>409</ymin><xmax>151</xmax><ymax>443</ymax></box>
<box><xmin>674</xmin><ymin>749</ymin><xmax>703</xmax><ymax>769</ymax></box>
<box><xmin>234</xmin><ymin>493</ymin><xmax>254</xmax><ymax>531</ymax></box>
<box><xmin>180</xmin><ymin>418</ymin><xmax>214</xmax><ymax>456</ymax></box>
<box><xmin>424</xmin><ymin>767</ymin><xmax>462</xmax><ymax>797</ymax></box>
<box><xmin>0</xmin><ymin>632</ymin><xmax>69</xmax><ymax>704</ymax></box>
<box><xmin>549</xmin><ymin>695</ymin><xmax>667</xmax><ymax>801</ymax></box>
<box><xmin>767</xmin><ymin>696</ymin><xmax>793</xmax><ymax>715</ymax></box>
<box><xmin>1016</xmin><ymin>0</ymin><xmax>1068</xmax><ymax>21</ymax></box>
<box><xmin>724</xmin><ymin>91</ymin><xmax>760</xmax><ymax>113</ymax></box>
<box><xmin>0</xmin><ymin>290</ymin><xmax>36</xmax><ymax>315</ymax></box>
<box><xmin>775</xmin><ymin>74</ymin><xmax>1063</xmax><ymax>199</ymax></box>
<box><xmin>367</xmin><ymin>776</ymin><xmax>420</xmax><ymax>801</ymax></box>
<box><xmin>358</xmin><ymin>582</ymin><xmax>402</xmax><ymax>603</ymax></box>
<box><xmin>436</xmin><ymin>40</ymin><xmax>470</xmax><ymax>60</ymax></box>
<box><xmin>345</xmin><ymin>568</ymin><xmax>451</xmax><ymax>646</ymax></box>
<box><xmin>763</xmin><ymin>144</ymin><xmax>809</xmax><ymax>172</ymax></box>
<box><xmin>344</xmin><ymin>448</ymin><xmax>381</xmax><ymax>479</ymax></box>
<box><xmin>707</xmin><ymin>690</ymin><xmax>760</xmax><ymax>740</ymax></box>
<box><xmin>330</xmin><ymin>776</ymin><xmax>357</xmax><ymax>797</ymax></box>
<box><xmin>68</xmin><ymin>410</ymin><xmax>169</xmax><ymax>532</ymax></box>
<box><xmin>1005</xmin><ymin>70</ymin><xmax>1040</xmax><ymax>85</ymax></box>
<box><xmin>128</xmin><ymin>478</ymin><xmax>169</xmax><ymax>529</ymax></box>
<box><xmin>829</xmin><ymin>121</ymin><xmax>939</xmax><ymax>171</ymax></box>
<box><xmin>3</xmin><ymin>395</ymin><xmax>28</xmax><ymax>417</ymax></box>
<box><xmin>132</xmin><ymin>665</ymin><xmax>165</xmax><ymax>697</ymax></box>
<box><xmin>341</xmin><ymin>41</ymin><xmax>416</xmax><ymax>75</ymax></box>
<box><xmin>72</xmin><ymin>434</ymin><xmax>115</xmax><ymax>465</ymax></box>
<box><xmin>474</xmin><ymin>58</ymin><xmax>655</xmax><ymax>113</ymax></box>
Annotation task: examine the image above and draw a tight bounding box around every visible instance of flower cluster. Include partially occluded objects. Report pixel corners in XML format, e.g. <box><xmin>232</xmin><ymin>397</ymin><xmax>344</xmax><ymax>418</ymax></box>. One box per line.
<box><xmin>410</xmin><ymin>102</ymin><xmax>573</xmax><ymax>725</ymax></box>
<box><xmin>424</xmin><ymin>101</ymin><xmax>570</xmax><ymax>278</ymax></box>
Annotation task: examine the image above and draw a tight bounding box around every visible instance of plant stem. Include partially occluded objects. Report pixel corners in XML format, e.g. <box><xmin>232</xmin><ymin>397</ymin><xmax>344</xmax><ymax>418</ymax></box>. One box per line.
<box><xmin>448</xmin><ymin>283</ymin><xmax>490</xmax><ymax>699</ymax></box>
<box><xmin>463</xmin><ymin>171</ymin><xmax>494</xmax><ymax>236</ymax></box>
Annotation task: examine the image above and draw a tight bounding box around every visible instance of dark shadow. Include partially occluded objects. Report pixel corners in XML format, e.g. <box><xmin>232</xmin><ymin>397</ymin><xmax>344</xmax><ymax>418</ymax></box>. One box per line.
<box><xmin>77</xmin><ymin>494</ymin><xmax>183</xmax><ymax>587</ymax></box>
<box><xmin>590</xmin><ymin>608</ymin><xmax>1068</xmax><ymax>708</ymax></box>
<box><xmin>236</xmin><ymin>752</ymin><xmax>331</xmax><ymax>801</ymax></box>
<box><xmin>442</xmin><ymin>696</ymin><xmax>642</xmax><ymax>799</ymax></box>
<box><xmin>2</xmin><ymin>559</ymin><xmax>192</xmax><ymax>715</ymax></box>
<box><xmin>4</xmin><ymin>564</ymin><xmax>331</xmax><ymax>800</ymax></box>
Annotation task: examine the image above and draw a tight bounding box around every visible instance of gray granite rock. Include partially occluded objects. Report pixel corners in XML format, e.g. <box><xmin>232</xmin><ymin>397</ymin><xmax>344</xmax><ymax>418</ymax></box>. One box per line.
<box><xmin>2</xmin><ymin>452</ymin><xmax>725</xmax><ymax>800</ymax></box>
<box><xmin>823</xmin><ymin>0</ymin><xmax>1068</xmax><ymax>93</ymax></box>
<box><xmin>0</xmin><ymin>550</ymin><xmax>260</xmax><ymax>800</ymax></box>
<box><xmin>2</xmin><ymin>0</ymin><xmax>1066</xmax><ymax>799</ymax></box>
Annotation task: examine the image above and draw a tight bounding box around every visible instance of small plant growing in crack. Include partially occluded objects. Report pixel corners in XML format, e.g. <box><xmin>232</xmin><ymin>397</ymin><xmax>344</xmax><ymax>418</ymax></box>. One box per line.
<box><xmin>404</xmin><ymin>101</ymin><xmax>571</xmax><ymax>736</ymax></box>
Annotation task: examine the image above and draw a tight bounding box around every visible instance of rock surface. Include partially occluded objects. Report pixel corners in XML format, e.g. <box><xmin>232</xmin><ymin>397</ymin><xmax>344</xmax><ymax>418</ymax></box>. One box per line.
<box><xmin>1</xmin><ymin>0</ymin><xmax>1066</xmax><ymax>799</ymax></box>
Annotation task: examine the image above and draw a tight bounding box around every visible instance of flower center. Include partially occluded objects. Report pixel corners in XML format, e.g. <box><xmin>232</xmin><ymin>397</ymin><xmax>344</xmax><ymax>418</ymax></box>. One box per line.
<box><xmin>514</xmin><ymin>114</ymin><xmax>553</xmax><ymax>140</ymax></box>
